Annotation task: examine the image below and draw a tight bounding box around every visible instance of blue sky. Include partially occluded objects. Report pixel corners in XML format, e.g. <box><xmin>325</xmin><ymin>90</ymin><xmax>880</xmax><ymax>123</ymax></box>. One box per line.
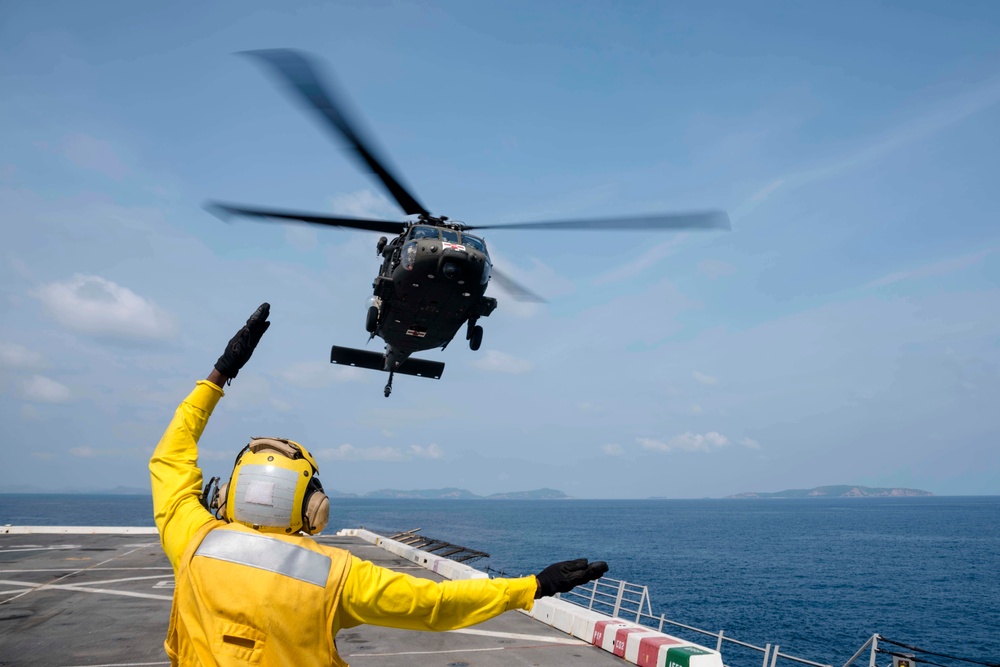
<box><xmin>1</xmin><ymin>1</ymin><xmax>998</xmax><ymax>498</ymax></box>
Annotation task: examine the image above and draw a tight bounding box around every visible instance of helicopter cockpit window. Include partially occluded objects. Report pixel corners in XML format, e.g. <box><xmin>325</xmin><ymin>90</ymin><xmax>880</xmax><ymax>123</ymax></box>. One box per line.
<box><xmin>409</xmin><ymin>226</ymin><xmax>439</xmax><ymax>240</ymax></box>
<box><xmin>440</xmin><ymin>229</ymin><xmax>460</xmax><ymax>244</ymax></box>
<box><xmin>461</xmin><ymin>234</ymin><xmax>486</xmax><ymax>253</ymax></box>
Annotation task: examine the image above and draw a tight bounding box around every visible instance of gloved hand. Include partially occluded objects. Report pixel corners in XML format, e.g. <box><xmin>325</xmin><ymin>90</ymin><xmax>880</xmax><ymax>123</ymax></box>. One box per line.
<box><xmin>535</xmin><ymin>558</ymin><xmax>609</xmax><ymax>599</ymax></box>
<box><xmin>215</xmin><ymin>303</ymin><xmax>271</xmax><ymax>379</ymax></box>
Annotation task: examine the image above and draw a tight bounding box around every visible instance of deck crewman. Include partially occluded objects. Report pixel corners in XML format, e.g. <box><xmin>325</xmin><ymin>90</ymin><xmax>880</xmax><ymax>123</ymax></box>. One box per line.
<box><xmin>150</xmin><ymin>302</ymin><xmax>608</xmax><ymax>666</ymax></box>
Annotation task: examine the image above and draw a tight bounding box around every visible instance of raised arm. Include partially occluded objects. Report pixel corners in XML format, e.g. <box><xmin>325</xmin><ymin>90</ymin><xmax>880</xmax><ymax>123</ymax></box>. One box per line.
<box><xmin>149</xmin><ymin>303</ymin><xmax>272</xmax><ymax>570</ymax></box>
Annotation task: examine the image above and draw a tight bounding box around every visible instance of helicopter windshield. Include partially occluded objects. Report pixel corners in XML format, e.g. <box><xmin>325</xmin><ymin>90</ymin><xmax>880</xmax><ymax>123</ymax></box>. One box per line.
<box><xmin>460</xmin><ymin>233</ymin><xmax>486</xmax><ymax>253</ymax></box>
<box><xmin>409</xmin><ymin>226</ymin><xmax>439</xmax><ymax>240</ymax></box>
<box><xmin>440</xmin><ymin>229</ymin><xmax>460</xmax><ymax>244</ymax></box>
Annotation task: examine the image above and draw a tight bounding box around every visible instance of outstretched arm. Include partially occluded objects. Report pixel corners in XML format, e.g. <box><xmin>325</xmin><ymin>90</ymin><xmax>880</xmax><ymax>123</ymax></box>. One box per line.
<box><xmin>335</xmin><ymin>556</ymin><xmax>608</xmax><ymax>633</ymax></box>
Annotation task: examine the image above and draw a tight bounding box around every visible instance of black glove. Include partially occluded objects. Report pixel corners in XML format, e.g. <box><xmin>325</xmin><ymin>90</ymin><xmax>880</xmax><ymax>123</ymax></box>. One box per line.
<box><xmin>535</xmin><ymin>558</ymin><xmax>609</xmax><ymax>599</ymax></box>
<box><xmin>215</xmin><ymin>303</ymin><xmax>271</xmax><ymax>379</ymax></box>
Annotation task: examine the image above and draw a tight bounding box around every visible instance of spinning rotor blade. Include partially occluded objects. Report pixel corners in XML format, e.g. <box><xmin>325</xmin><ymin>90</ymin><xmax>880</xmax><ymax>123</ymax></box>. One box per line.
<box><xmin>206</xmin><ymin>202</ymin><xmax>407</xmax><ymax>235</ymax></box>
<box><xmin>489</xmin><ymin>267</ymin><xmax>547</xmax><ymax>303</ymax></box>
<box><xmin>242</xmin><ymin>49</ymin><xmax>429</xmax><ymax>217</ymax></box>
<box><xmin>466</xmin><ymin>210</ymin><xmax>730</xmax><ymax>232</ymax></box>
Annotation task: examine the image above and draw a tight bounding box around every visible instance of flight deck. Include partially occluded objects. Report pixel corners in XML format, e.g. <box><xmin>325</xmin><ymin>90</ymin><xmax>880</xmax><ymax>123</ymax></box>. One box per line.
<box><xmin>0</xmin><ymin>527</ymin><xmax>680</xmax><ymax>667</ymax></box>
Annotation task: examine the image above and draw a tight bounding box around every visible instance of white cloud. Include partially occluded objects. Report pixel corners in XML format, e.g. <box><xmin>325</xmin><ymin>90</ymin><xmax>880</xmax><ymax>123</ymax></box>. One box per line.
<box><xmin>23</xmin><ymin>375</ymin><xmax>72</xmax><ymax>403</ymax></box>
<box><xmin>740</xmin><ymin>437</ymin><xmax>761</xmax><ymax>449</ymax></box>
<box><xmin>61</xmin><ymin>134</ymin><xmax>130</xmax><ymax>179</ymax></box>
<box><xmin>471</xmin><ymin>350</ymin><xmax>533</xmax><ymax>374</ymax></box>
<box><xmin>70</xmin><ymin>446</ymin><xmax>97</xmax><ymax>457</ymax></box>
<box><xmin>602</xmin><ymin>443</ymin><xmax>624</xmax><ymax>456</ymax></box>
<box><xmin>409</xmin><ymin>443</ymin><xmax>444</xmax><ymax>459</ymax></box>
<box><xmin>317</xmin><ymin>443</ymin><xmax>444</xmax><ymax>462</ymax></box>
<box><xmin>639</xmin><ymin>431</ymin><xmax>730</xmax><ymax>453</ymax></box>
<box><xmin>33</xmin><ymin>274</ymin><xmax>177</xmax><ymax>340</ymax></box>
<box><xmin>330</xmin><ymin>189</ymin><xmax>400</xmax><ymax>219</ymax></box>
<box><xmin>0</xmin><ymin>341</ymin><xmax>43</xmax><ymax>368</ymax></box>
<box><xmin>692</xmin><ymin>371</ymin><xmax>717</xmax><ymax>385</ymax></box>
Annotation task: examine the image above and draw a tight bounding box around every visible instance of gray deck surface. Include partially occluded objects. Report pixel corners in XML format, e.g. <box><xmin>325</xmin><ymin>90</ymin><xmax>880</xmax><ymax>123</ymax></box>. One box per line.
<box><xmin>0</xmin><ymin>532</ymin><xmax>623</xmax><ymax>667</ymax></box>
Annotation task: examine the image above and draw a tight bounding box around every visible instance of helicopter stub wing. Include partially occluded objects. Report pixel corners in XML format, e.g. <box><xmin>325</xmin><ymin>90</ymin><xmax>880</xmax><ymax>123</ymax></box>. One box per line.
<box><xmin>331</xmin><ymin>346</ymin><xmax>444</xmax><ymax>379</ymax></box>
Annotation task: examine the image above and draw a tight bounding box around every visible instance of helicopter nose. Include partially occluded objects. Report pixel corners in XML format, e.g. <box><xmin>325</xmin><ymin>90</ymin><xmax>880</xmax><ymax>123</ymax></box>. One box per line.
<box><xmin>442</xmin><ymin>261</ymin><xmax>461</xmax><ymax>280</ymax></box>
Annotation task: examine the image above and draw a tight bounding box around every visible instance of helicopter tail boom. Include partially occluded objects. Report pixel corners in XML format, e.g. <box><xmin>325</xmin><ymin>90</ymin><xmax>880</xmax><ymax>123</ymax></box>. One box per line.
<box><xmin>330</xmin><ymin>345</ymin><xmax>444</xmax><ymax>379</ymax></box>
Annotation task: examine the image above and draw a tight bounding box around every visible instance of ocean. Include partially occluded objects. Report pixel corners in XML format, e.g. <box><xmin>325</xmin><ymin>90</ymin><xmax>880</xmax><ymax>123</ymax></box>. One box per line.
<box><xmin>2</xmin><ymin>494</ymin><xmax>997</xmax><ymax>666</ymax></box>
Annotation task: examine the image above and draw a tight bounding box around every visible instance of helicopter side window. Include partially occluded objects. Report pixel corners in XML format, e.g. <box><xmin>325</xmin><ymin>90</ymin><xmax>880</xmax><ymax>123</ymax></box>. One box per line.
<box><xmin>440</xmin><ymin>229</ymin><xmax>460</xmax><ymax>244</ymax></box>
<box><xmin>409</xmin><ymin>226</ymin><xmax>439</xmax><ymax>240</ymax></box>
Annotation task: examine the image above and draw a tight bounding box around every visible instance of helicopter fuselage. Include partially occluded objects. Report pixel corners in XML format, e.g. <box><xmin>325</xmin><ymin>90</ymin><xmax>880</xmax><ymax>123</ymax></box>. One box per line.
<box><xmin>370</xmin><ymin>224</ymin><xmax>497</xmax><ymax>362</ymax></box>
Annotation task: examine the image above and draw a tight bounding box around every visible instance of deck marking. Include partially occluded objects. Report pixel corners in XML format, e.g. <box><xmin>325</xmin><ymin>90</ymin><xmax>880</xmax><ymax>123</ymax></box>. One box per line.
<box><xmin>0</xmin><ymin>567</ymin><xmax>172</xmax><ymax>573</ymax></box>
<box><xmin>346</xmin><ymin>646</ymin><xmax>505</xmax><ymax>657</ymax></box>
<box><xmin>61</xmin><ymin>662</ymin><xmax>169</xmax><ymax>667</ymax></box>
<box><xmin>0</xmin><ymin>542</ymin><xmax>159</xmax><ymax>604</ymax></box>
<box><xmin>449</xmin><ymin>627</ymin><xmax>586</xmax><ymax>645</ymax></box>
<box><xmin>0</xmin><ymin>544</ymin><xmax>81</xmax><ymax>553</ymax></box>
<box><xmin>0</xmin><ymin>579</ymin><xmax>173</xmax><ymax>601</ymax></box>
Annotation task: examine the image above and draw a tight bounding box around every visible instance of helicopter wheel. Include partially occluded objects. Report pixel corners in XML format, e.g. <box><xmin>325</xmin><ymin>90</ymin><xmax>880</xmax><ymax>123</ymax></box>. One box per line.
<box><xmin>469</xmin><ymin>325</ymin><xmax>483</xmax><ymax>351</ymax></box>
<box><xmin>365</xmin><ymin>306</ymin><xmax>378</xmax><ymax>333</ymax></box>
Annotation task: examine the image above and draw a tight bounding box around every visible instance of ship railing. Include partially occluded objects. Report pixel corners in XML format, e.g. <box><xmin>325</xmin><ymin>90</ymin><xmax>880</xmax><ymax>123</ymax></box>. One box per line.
<box><xmin>561</xmin><ymin>577</ymin><xmax>834</xmax><ymax>667</ymax></box>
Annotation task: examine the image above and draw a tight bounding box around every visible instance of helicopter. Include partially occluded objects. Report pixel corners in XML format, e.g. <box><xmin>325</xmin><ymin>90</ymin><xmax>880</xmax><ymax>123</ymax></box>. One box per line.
<box><xmin>208</xmin><ymin>49</ymin><xmax>730</xmax><ymax>397</ymax></box>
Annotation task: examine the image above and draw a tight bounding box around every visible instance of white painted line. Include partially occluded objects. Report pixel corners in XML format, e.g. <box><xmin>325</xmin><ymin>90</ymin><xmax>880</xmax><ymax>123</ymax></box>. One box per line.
<box><xmin>449</xmin><ymin>627</ymin><xmax>587</xmax><ymax>646</ymax></box>
<box><xmin>1</xmin><ymin>526</ymin><xmax>159</xmax><ymax>535</ymax></box>
<box><xmin>0</xmin><ymin>579</ymin><xmax>173</xmax><ymax>601</ymax></box>
<box><xmin>0</xmin><ymin>544</ymin><xmax>81</xmax><ymax>553</ymax></box>
<box><xmin>346</xmin><ymin>646</ymin><xmax>505</xmax><ymax>657</ymax></box>
<box><xmin>61</xmin><ymin>662</ymin><xmax>169</xmax><ymax>667</ymax></box>
<box><xmin>0</xmin><ymin>567</ymin><xmax>172</xmax><ymax>573</ymax></box>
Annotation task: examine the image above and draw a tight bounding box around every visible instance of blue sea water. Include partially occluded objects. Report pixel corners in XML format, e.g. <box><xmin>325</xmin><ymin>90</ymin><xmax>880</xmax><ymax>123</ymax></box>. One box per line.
<box><xmin>2</xmin><ymin>494</ymin><xmax>997</xmax><ymax>665</ymax></box>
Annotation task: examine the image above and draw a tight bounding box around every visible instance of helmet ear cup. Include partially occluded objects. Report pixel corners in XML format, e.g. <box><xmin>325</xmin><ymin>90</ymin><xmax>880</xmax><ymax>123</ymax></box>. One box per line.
<box><xmin>302</xmin><ymin>477</ymin><xmax>329</xmax><ymax>535</ymax></box>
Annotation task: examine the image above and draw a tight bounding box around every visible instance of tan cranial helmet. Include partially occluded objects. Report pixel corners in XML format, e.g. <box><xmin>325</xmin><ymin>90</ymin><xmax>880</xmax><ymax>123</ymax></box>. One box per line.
<box><xmin>216</xmin><ymin>437</ymin><xmax>329</xmax><ymax>535</ymax></box>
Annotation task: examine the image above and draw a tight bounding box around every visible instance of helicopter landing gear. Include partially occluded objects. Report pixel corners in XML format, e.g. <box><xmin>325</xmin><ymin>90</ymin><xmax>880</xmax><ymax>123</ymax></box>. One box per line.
<box><xmin>384</xmin><ymin>370</ymin><xmax>394</xmax><ymax>398</ymax></box>
<box><xmin>366</xmin><ymin>306</ymin><xmax>379</xmax><ymax>333</ymax></box>
<box><xmin>469</xmin><ymin>325</ymin><xmax>483</xmax><ymax>351</ymax></box>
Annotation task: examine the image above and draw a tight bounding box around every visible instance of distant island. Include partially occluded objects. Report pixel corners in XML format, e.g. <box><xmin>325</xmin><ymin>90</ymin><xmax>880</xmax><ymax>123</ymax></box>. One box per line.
<box><xmin>0</xmin><ymin>485</ymin><xmax>571</xmax><ymax>500</ymax></box>
<box><xmin>345</xmin><ymin>487</ymin><xmax>570</xmax><ymax>500</ymax></box>
<box><xmin>727</xmin><ymin>485</ymin><xmax>933</xmax><ymax>498</ymax></box>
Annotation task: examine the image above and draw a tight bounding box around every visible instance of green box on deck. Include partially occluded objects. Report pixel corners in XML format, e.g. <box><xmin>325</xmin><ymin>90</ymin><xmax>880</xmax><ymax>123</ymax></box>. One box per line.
<box><xmin>667</xmin><ymin>646</ymin><xmax>713</xmax><ymax>667</ymax></box>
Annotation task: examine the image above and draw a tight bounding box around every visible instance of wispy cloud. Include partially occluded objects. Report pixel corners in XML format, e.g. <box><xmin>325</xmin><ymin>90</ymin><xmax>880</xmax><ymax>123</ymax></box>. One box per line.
<box><xmin>0</xmin><ymin>342</ymin><xmax>43</xmax><ymax>369</ymax></box>
<box><xmin>865</xmin><ymin>246</ymin><xmax>998</xmax><ymax>289</ymax></box>
<box><xmin>692</xmin><ymin>371</ymin><xmax>718</xmax><ymax>385</ymax></box>
<box><xmin>592</xmin><ymin>236</ymin><xmax>687</xmax><ymax>284</ymax></box>
<box><xmin>471</xmin><ymin>350</ymin><xmax>533</xmax><ymax>374</ymax></box>
<box><xmin>23</xmin><ymin>375</ymin><xmax>71</xmax><ymax>403</ymax></box>
<box><xmin>33</xmin><ymin>274</ymin><xmax>177</xmax><ymax>341</ymax></box>
<box><xmin>279</xmin><ymin>361</ymin><xmax>365</xmax><ymax>389</ymax></box>
<box><xmin>734</xmin><ymin>77</ymin><xmax>1000</xmax><ymax>217</ymax></box>
<box><xmin>61</xmin><ymin>134</ymin><xmax>130</xmax><ymax>179</ymax></box>
<box><xmin>697</xmin><ymin>259</ymin><xmax>736</xmax><ymax>280</ymax></box>
<box><xmin>639</xmin><ymin>431</ymin><xmax>729</xmax><ymax>453</ymax></box>
<box><xmin>317</xmin><ymin>443</ymin><xmax>444</xmax><ymax>462</ymax></box>
<box><xmin>602</xmin><ymin>443</ymin><xmax>624</xmax><ymax>456</ymax></box>
<box><xmin>330</xmin><ymin>189</ymin><xmax>400</xmax><ymax>219</ymax></box>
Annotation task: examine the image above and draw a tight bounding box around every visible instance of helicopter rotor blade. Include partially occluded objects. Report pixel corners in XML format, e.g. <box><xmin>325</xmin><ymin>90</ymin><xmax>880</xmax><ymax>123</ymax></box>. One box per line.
<box><xmin>206</xmin><ymin>202</ymin><xmax>407</xmax><ymax>235</ymax></box>
<box><xmin>489</xmin><ymin>267</ymin><xmax>548</xmax><ymax>303</ymax></box>
<box><xmin>466</xmin><ymin>210</ymin><xmax>730</xmax><ymax>232</ymax></box>
<box><xmin>241</xmin><ymin>49</ymin><xmax>429</xmax><ymax>217</ymax></box>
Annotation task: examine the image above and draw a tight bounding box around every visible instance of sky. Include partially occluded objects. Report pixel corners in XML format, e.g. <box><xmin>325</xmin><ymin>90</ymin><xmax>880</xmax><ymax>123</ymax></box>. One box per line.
<box><xmin>1</xmin><ymin>0</ymin><xmax>998</xmax><ymax>499</ymax></box>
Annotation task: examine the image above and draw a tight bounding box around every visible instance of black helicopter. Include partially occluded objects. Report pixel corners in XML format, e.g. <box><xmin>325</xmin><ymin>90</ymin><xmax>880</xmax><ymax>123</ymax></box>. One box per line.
<box><xmin>208</xmin><ymin>50</ymin><xmax>730</xmax><ymax>397</ymax></box>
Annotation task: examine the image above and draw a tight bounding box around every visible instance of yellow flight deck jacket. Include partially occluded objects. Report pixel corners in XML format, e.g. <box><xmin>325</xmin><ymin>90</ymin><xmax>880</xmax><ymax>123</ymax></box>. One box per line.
<box><xmin>150</xmin><ymin>380</ymin><xmax>538</xmax><ymax>667</ymax></box>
